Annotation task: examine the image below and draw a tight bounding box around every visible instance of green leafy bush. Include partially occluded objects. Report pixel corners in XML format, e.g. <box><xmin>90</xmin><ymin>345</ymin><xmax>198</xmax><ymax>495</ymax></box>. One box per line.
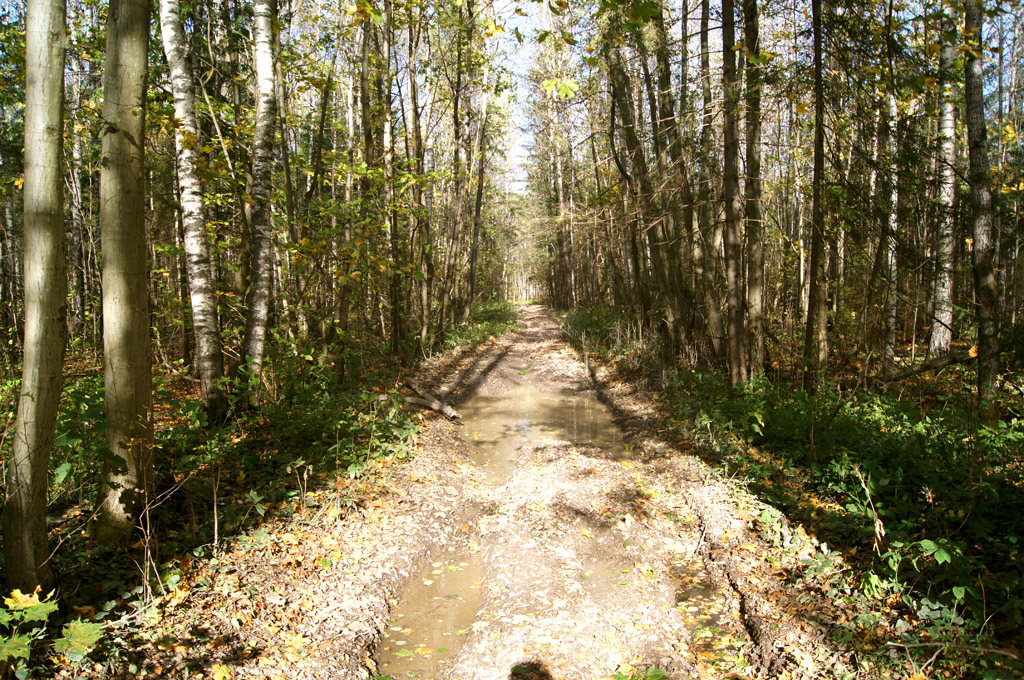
<box><xmin>0</xmin><ymin>589</ymin><xmax>103</xmax><ymax>679</ymax></box>
<box><xmin>441</xmin><ymin>300</ymin><xmax>518</xmax><ymax>349</ymax></box>
<box><xmin>561</xmin><ymin>305</ymin><xmax>1024</xmax><ymax>675</ymax></box>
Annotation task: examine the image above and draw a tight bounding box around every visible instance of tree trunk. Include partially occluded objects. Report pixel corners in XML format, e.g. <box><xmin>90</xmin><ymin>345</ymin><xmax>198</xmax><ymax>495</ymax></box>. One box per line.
<box><xmin>877</xmin><ymin>92</ymin><xmax>899</xmax><ymax>370</ymax></box>
<box><xmin>743</xmin><ymin>0</ymin><xmax>765</xmax><ymax>376</ymax></box>
<box><xmin>722</xmin><ymin>0</ymin><xmax>746</xmax><ymax>385</ymax></box>
<box><xmin>407</xmin><ymin>10</ymin><xmax>432</xmax><ymax>353</ymax></box>
<box><xmin>241</xmin><ymin>0</ymin><xmax>278</xmax><ymax>392</ymax></box>
<box><xmin>965</xmin><ymin>0</ymin><xmax>1000</xmax><ymax>424</ymax></box>
<box><xmin>94</xmin><ymin>0</ymin><xmax>153</xmax><ymax>546</ymax></box>
<box><xmin>802</xmin><ymin>0</ymin><xmax>828</xmax><ymax>390</ymax></box>
<box><xmin>697</xmin><ymin>0</ymin><xmax>724</xmax><ymax>358</ymax></box>
<box><xmin>159</xmin><ymin>0</ymin><xmax>226</xmax><ymax>421</ymax></box>
<box><xmin>467</xmin><ymin>103</ymin><xmax>489</xmax><ymax>316</ymax></box>
<box><xmin>929</xmin><ymin>6</ymin><xmax>956</xmax><ymax>357</ymax></box>
<box><xmin>3</xmin><ymin>0</ymin><xmax>67</xmax><ymax>592</ymax></box>
<box><xmin>653</xmin><ymin>1</ymin><xmax>695</xmax><ymax>356</ymax></box>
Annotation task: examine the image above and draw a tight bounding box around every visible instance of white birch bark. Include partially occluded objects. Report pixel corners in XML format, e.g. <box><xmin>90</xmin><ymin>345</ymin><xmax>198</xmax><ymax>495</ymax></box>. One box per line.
<box><xmin>159</xmin><ymin>0</ymin><xmax>226</xmax><ymax>419</ymax></box>
<box><xmin>241</xmin><ymin>0</ymin><xmax>279</xmax><ymax>391</ymax></box>
<box><xmin>929</xmin><ymin>8</ymin><xmax>957</xmax><ymax>357</ymax></box>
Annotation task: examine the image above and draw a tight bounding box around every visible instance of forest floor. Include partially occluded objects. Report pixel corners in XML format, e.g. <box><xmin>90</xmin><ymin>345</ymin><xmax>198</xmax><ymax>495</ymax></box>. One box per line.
<box><xmin>77</xmin><ymin>306</ymin><xmax>853</xmax><ymax>680</ymax></box>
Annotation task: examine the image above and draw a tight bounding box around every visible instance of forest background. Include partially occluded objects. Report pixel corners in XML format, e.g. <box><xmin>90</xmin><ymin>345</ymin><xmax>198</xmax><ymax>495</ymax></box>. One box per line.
<box><xmin>0</xmin><ymin>0</ymin><xmax>1022</xmax><ymax>675</ymax></box>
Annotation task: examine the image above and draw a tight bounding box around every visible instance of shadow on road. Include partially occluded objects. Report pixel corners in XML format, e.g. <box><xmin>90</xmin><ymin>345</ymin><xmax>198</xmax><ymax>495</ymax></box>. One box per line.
<box><xmin>510</xmin><ymin>661</ymin><xmax>554</xmax><ymax>679</ymax></box>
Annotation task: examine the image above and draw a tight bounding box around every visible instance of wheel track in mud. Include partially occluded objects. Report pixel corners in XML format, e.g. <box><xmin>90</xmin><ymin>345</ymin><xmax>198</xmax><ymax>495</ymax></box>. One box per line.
<box><xmin>198</xmin><ymin>305</ymin><xmax>839</xmax><ymax>680</ymax></box>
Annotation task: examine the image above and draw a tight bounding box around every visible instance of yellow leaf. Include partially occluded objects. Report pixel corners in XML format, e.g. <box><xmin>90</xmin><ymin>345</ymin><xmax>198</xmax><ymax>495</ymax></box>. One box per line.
<box><xmin>580</xmin><ymin>528</ymin><xmax>594</xmax><ymax>538</ymax></box>
<box><xmin>484</xmin><ymin>19</ymin><xmax>505</xmax><ymax>37</ymax></box>
<box><xmin>4</xmin><ymin>589</ymin><xmax>39</xmax><ymax>609</ymax></box>
<box><xmin>211</xmin><ymin>664</ymin><xmax>234</xmax><ymax>680</ymax></box>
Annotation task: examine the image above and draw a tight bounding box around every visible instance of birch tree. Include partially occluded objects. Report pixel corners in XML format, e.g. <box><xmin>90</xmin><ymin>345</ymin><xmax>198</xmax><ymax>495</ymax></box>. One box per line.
<box><xmin>241</xmin><ymin>0</ymin><xmax>278</xmax><ymax>392</ymax></box>
<box><xmin>928</xmin><ymin>7</ymin><xmax>956</xmax><ymax>358</ymax></box>
<box><xmin>159</xmin><ymin>0</ymin><xmax>226</xmax><ymax>420</ymax></box>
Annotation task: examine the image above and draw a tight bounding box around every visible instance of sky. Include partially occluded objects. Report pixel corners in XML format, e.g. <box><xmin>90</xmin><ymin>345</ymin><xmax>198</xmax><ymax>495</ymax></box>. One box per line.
<box><xmin>491</xmin><ymin>0</ymin><xmax>544</xmax><ymax>194</ymax></box>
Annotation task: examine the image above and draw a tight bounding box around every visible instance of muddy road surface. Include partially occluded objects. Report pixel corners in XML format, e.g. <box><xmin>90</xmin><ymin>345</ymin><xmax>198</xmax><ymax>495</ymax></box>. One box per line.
<box><xmin>155</xmin><ymin>306</ymin><xmax>837</xmax><ymax>680</ymax></box>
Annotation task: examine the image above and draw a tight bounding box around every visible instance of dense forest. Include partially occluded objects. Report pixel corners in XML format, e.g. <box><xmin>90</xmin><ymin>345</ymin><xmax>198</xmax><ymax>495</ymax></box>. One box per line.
<box><xmin>0</xmin><ymin>0</ymin><xmax>1022</xmax><ymax>675</ymax></box>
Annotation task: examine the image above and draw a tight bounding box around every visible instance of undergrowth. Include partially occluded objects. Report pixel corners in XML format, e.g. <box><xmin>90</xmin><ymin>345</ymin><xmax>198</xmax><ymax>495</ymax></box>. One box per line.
<box><xmin>439</xmin><ymin>299</ymin><xmax>518</xmax><ymax>349</ymax></box>
<box><xmin>562</xmin><ymin>305</ymin><xmax>1024</xmax><ymax>680</ymax></box>
<box><xmin>0</xmin><ymin>304</ymin><xmax>517</xmax><ymax>676</ymax></box>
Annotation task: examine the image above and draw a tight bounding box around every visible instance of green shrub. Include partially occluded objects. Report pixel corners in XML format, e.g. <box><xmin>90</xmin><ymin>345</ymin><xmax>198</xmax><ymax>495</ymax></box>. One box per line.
<box><xmin>0</xmin><ymin>589</ymin><xmax>103</xmax><ymax>679</ymax></box>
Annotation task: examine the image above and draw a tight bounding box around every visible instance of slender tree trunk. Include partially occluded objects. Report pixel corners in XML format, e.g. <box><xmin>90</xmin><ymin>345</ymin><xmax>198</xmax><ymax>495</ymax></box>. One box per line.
<box><xmin>95</xmin><ymin>0</ymin><xmax>153</xmax><ymax>545</ymax></box>
<box><xmin>605</xmin><ymin>34</ymin><xmax>654</xmax><ymax>236</ymax></box>
<box><xmin>802</xmin><ymin>0</ymin><xmax>828</xmax><ymax>390</ymax></box>
<box><xmin>698</xmin><ymin>0</ymin><xmax>724</xmax><ymax>357</ymax></box>
<box><xmin>722</xmin><ymin>0</ymin><xmax>746</xmax><ymax>385</ymax></box>
<box><xmin>159</xmin><ymin>0</ymin><xmax>226</xmax><ymax>420</ymax></box>
<box><xmin>241</xmin><ymin>0</ymin><xmax>278</xmax><ymax>392</ymax></box>
<box><xmin>653</xmin><ymin>1</ymin><xmax>695</xmax><ymax>355</ymax></box>
<box><xmin>875</xmin><ymin>92</ymin><xmax>899</xmax><ymax>370</ymax></box>
<box><xmin>965</xmin><ymin>0</ymin><xmax>1000</xmax><ymax>424</ymax></box>
<box><xmin>67</xmin><ymin>128</ymin><xmax>86</xmax><ymax>339</ymax></box>
<box><xmin>3</xmin><ymin>0</ymin><xmax>67</xmax><ymax>591</ymax></box>
<box><xmin>381</xmin><ymin>0</ymin><xmax>406</xmax><ymax>354</ymax></box>
<box><xmin>408</xmin><ymin>12</ymin><xmax>432</xmax><ymax>353</ymax></box>
<box><xmin>439</xmin><ymin>3</ymin><xmax>466</xmax><ymax>333</ymax></box>
<box><xmin>929</xmin><ymin>7</ymin><xmax>956</xmax><ymax>357</ymax></box>
<box><xmin>743</xmin><ymin>0</ymin><xmax>765</xmax><ymax>376</ymax></box>
<box><xmin>467</xmin><ymin>104</ymin><xmax>489</xmax><ymax>315</ymax></box>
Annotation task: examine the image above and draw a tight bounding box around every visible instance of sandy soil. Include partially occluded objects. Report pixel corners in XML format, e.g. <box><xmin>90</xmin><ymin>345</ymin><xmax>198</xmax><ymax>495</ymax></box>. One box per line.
<box><xmin>94</xmin><ymin>306</ymin><xmax>843</xmax><ymax>680</ymax></box>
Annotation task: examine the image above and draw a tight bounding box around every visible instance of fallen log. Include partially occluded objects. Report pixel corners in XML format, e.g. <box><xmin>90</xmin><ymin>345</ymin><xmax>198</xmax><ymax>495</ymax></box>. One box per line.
<box><xmin>879</xmin><ymin>347</ymin><xmax>997</xmax><ymax>383</ymax></box>
<box><xmin>404</xmin><ymin>381</ymin><xmax>462</xmax><ymax>420</ymax></box>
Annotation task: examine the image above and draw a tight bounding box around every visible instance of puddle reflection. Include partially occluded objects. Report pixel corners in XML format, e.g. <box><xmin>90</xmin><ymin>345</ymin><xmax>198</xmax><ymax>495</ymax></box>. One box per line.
<box><xmin>377</xmin><ymin>384</ymin><xmax>629</xmax><ymax>677</ymax></box>
<box><xmin>377</xmin><ymin>542</ymin><xmax>484</xmax><ymax>678</ymax></box>
<box><xmin>460</xmin><ymin>385</ymin><xmax>629</xmax><ymax>485</ymax></box>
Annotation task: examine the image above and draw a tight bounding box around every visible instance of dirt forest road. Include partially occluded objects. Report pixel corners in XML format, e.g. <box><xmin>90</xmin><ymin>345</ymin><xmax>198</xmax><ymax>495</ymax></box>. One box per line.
<box><xmin>163</xmin><ymin>306</ymin><xmax>841</xmax><ymax>680</ymax></box>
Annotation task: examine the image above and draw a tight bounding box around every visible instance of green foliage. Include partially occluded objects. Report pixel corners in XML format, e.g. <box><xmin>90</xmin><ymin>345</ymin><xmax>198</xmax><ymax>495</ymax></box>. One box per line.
<box><xmin>540</xmin><ymin>77</ymin><xmax>579</xmax><ymax>99</ymax></box>
<box><xmin>1</xmin><ymin>372</ymin><xmax>111</xmax><ymax>507</ymax></box>
<box><xmin>0</xmin><ymin>589</ymin><xmax>103</xmax><ymax>678</ymax></box>
<box><xmin>148</xmin><ymin>357</ymin><xmax>420</xmax><ymax>550</ymax></box>
<box><xmin>561</xmin><ymin>305</ymin><xmax>1024</xmax><ymax>675</ymax></box>
<box><xmin>51</xmin><ymin>375</ymin><xmax>108</xmax><ymax>505</ymax></box>
<box><xmin>611</xmin><ymin>666</ymin><xmax>668</xmax><ymax>680</ymax></box>
<box><xmin>561</xmin><ymin>306</ymin><xmax>666</xmax><ymax>377</ymax></box>
<box><xmin>668</xmin><ymin>368</ymin><xmax>1024</xmax><ymax>627</ymax></box>
<box><xmin>441</xmin><ymin>300</ymin><xmax>518</xmax><ymax>350</ymax></box>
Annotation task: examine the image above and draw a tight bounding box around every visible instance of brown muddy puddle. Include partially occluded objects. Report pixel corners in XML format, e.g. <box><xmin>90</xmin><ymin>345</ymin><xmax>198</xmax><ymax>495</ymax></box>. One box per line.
<box><xmin>461</xmin><ymin>385</ymin><xmax>629</xmax><ymax>484</ymax></box>
<box><xmin>376</xmin><ymin>385</ymin><xmax>629</xmax><ymax>679</ymax></box>
<box><xmin>376</xmin><ymin>539</ymin><xmax>485</xmax><ymax>679</ymax></box>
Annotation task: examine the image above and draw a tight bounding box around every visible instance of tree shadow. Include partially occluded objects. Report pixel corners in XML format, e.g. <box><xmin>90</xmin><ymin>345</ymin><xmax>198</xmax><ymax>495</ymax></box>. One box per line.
<box><xmin>510</xmin><ymin>660</ymin><xmax>554</xmax><ymax>679</ymax></box>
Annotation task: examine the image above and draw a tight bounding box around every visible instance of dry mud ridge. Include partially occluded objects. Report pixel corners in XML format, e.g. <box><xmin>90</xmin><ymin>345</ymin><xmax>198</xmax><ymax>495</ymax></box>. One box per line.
<box><xmin>160</xmin><ymin>306</ymin><xmax>845</xmax><ymax>680</ymax></box>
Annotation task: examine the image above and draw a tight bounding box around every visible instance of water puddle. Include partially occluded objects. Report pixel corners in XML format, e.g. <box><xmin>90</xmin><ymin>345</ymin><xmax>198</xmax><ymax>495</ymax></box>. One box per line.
<box><xmin>672</xmin><ymin>562</ymin><xmax>734</xmax><ymax>660</ymax></box>
<box><xmin>460</xmin><ymin>385</ymin><xmax>629</xmax><ymax>484</ymax></box>
<box><xmin>377</xmin><ymin>540</ymin><xmax>484</xmax><ymax>679</ymax></box>
<box><xmin>580</xmin><ymin>554</ymin><xmax>632</xmax><ymax>591</ymax></box>
<box><xmin>377</xmin><ymin>383</ymin><xmax>629</xmax><ymax>678</ymax></box>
